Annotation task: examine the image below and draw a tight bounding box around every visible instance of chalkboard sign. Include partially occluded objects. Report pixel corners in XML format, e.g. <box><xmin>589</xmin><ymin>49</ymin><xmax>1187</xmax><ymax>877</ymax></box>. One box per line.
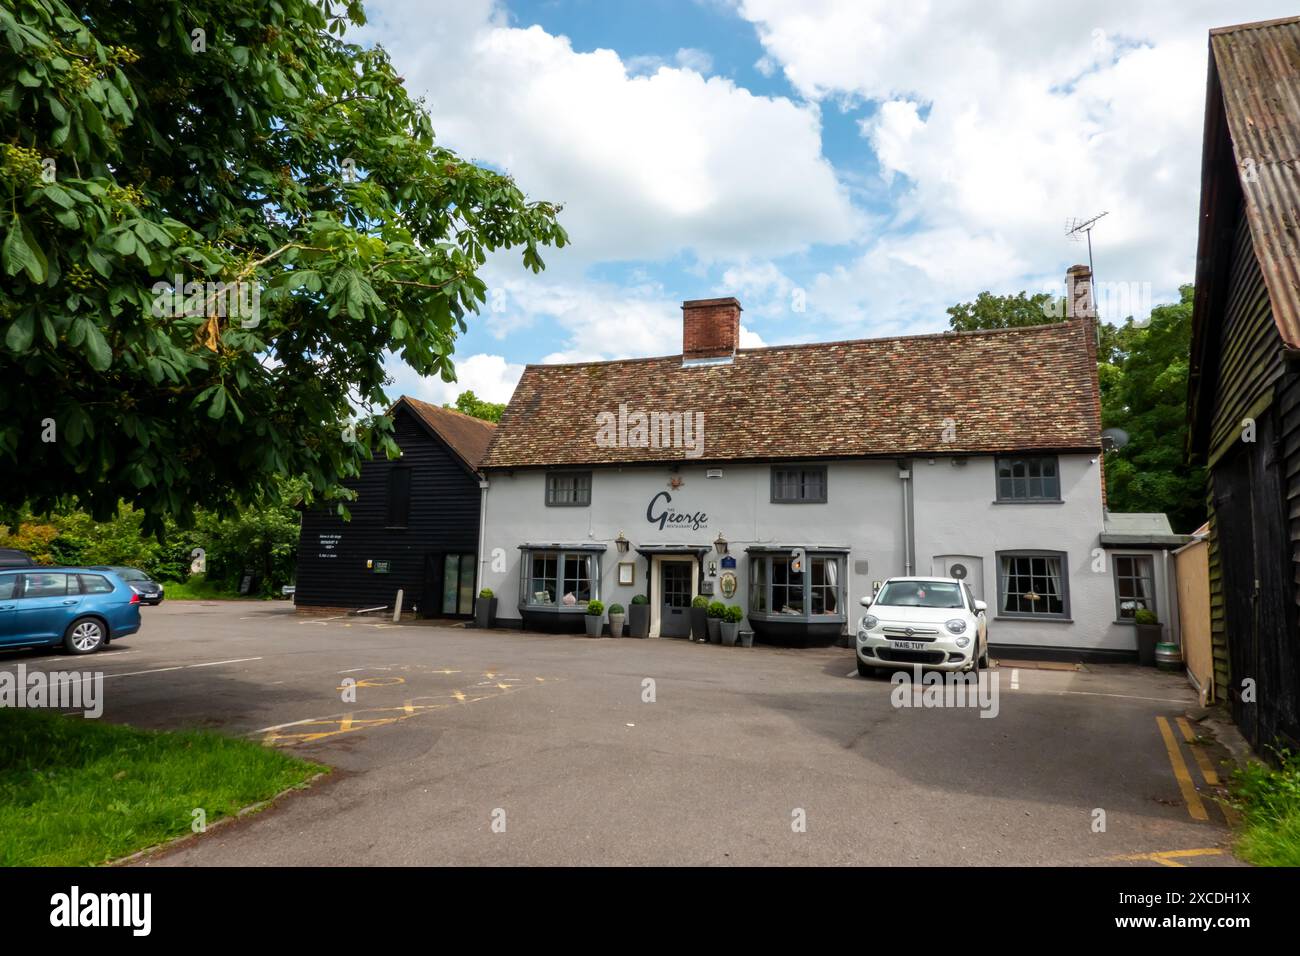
<box><xmin>238</xmin><ymin>573</ymin><xmax>254</xmax><ymax>595</ymax></box>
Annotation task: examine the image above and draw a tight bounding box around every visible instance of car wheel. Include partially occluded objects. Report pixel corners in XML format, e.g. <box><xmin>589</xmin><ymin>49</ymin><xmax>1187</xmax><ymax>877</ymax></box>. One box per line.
<box><xmin>979</xmin><ymin>641</ymin><xmax>990</xmax><ymax>668</ymax></box>
<box><xmin>857</xmin><ymin>659</ymin><xmax>873</xmax><ymax>677</ymax></box>
<box><xmin>64</xmin><ymin>617</ymin><xmax>106</xmax><ymax>654</ymax></box>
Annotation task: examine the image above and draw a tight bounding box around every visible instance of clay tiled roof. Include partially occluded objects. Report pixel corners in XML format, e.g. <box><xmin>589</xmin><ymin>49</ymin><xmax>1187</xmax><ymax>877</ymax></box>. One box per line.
<box><xmin>481</xmin><ymin>319</ymin><xmax>1101</xmax><ymax>469</ymax></box>
<box><xmin>400</xmin><ymin>396</ymin><xmax>497</xmax><ymax>472</ymax></box>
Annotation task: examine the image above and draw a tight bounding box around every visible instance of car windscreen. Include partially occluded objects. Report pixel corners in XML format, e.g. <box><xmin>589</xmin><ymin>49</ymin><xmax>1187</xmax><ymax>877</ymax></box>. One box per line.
<box><xmin>113</xmin><ymin>567</ymin><xmax>150</xmax><ymax>582</ymax></box>
<box><xmin>874</xmin><ymin>581</ymin><xmax>964</xmax><ymax>609</ymax></box>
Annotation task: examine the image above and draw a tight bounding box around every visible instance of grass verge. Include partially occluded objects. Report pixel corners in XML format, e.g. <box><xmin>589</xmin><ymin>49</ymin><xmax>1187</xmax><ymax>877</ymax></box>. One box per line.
<box><xmin>0</xmin><ymin>708</ymin><xmax>322</xmax><ymax>866</ymax></box>
<box><xmin>1230</xmin><ymin>747</ymin><xmax>1300</xmax><ymax>866</ymax></box>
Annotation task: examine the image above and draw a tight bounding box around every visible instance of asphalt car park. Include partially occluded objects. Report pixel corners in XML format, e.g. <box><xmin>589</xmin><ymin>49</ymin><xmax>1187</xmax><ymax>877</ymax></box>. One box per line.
<box><xmin>1</xmin><ymin>601</ymin><xmax>1243</xmax><ymax>866</ymax></box>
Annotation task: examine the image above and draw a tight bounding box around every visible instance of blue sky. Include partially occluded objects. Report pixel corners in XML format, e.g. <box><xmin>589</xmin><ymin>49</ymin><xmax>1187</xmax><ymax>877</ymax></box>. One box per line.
<box><xmin>358</xmin><ymin>0</ymin><xmax>1294</xmax><ymax>406</ymax></box>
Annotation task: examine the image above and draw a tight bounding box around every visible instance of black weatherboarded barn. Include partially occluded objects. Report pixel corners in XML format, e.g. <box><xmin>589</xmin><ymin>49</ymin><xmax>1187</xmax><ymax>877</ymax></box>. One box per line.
<box><xmin>1187</xmin><ymin>16</ymin><xmax>1300</xmax><ymax>752</ymax></box>
<box><xmin>294</xmin><ymin>397</ymin><xmax>494</xmax><ymax>617</ymax></box>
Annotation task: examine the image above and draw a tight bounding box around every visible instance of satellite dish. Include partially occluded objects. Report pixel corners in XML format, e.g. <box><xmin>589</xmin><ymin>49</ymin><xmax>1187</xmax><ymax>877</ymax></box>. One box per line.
<box><xmin>950</xmin><ymin>563</ymin><xmax>968</xmax><ymax>580</ymax></box>
<box><xmin>1101</xmin><ymin>427</ymin><xmax>1130</xmax><ymax>451</ymax></box>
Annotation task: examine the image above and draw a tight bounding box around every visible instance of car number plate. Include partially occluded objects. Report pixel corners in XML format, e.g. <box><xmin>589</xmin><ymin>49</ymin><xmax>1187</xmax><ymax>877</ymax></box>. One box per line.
<box><xmin>890</xmin><ymin>640</ymin><xmax>926</xmax><ymax>650</ymax></box>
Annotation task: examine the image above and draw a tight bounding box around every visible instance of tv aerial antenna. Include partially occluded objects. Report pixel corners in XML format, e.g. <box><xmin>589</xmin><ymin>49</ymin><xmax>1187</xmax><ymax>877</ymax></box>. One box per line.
<box><xmin>1065</xmin><ymin>211</ymin><xmax>1108</xmax><ymax>279</ymax></box>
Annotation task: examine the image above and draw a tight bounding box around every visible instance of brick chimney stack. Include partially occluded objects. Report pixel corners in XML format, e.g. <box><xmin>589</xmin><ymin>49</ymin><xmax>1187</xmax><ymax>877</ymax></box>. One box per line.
<box><xmin>682</xmin><ymin>297</ymin><xmax>741</xmax><ymax>363</ymax></box>
<box><xmin>1066</xmin><ymin>264</ymin><xmax>1095</xmax><ymax>320</ymax></box>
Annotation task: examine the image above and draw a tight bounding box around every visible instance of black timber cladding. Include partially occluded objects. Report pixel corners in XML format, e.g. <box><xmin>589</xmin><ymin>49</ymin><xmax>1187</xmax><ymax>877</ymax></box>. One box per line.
<box><xmin>294</xmin><ymin>404</ymin><xmax>483</xmax><ymax>614</ymax></box>
<box><xmin>1199</xmin><ymin>179</ymin><xmax>1300</xmax><ymax>751</ymax></box>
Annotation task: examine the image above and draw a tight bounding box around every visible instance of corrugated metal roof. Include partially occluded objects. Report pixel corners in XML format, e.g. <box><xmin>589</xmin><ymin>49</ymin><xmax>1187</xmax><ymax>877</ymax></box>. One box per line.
<box><xmin>1212</xmin><ymin>15</ymin><xmax>1300</xmax><ymax>347</ymax></box>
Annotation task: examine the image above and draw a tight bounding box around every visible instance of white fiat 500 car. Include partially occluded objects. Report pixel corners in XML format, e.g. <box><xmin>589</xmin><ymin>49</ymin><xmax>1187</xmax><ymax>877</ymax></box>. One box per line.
<box><xmin>855</xmin><ymin>576</ymin><xmax>988</xmax><ymax>676</ymax></box>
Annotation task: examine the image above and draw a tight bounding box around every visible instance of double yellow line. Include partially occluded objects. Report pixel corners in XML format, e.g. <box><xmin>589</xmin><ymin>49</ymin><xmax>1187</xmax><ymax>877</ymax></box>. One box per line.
<box><xmin>1156</xmin><ymin>716</ymin><xmax>1237</xmax><ymax>825</ymax></box>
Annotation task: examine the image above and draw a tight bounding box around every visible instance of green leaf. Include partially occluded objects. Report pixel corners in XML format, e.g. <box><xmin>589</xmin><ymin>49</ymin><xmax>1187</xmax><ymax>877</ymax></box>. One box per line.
<box><xmin>112</xmin><ymin>230</ymin><xmax>137</xmax><ymax>256</ymax></box>
<box><xmin>3</xmin><ymin>215</ymin><xmax>45</xmax><ymax>281</ymax></box>
<box><xmin>208</xmin><ymin>387</ymin><xmax>227</xmax><ymax>419</ymax></box>
<box><xmin>4</xmin><ymin>314</ymin><xmax>34</xmax><ymax>351</ymax></box>
<box><xmin>82</xmin><ymin>322</ymin><xmax>112</xmax><ymax>371</ymax></box>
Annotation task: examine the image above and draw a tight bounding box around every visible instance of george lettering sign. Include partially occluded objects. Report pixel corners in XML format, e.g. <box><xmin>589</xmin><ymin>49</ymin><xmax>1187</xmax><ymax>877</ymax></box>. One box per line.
<box><xmin>645</xmin><ymin>490</ymin><xmax>708</xmax><ymax>532</ymax></box>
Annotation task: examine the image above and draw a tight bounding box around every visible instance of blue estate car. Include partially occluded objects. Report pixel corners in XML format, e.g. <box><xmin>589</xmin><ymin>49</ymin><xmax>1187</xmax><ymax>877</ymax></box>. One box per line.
<box><xmin>0</xmin><ymin>567</ymin><xmax>142</xmax><ymax>654</ymax></box>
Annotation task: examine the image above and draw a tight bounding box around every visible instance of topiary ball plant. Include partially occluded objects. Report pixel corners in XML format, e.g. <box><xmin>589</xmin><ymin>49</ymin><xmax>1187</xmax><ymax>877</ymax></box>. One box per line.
<box><xmin>691</xmin><ymin>594</ymin><xmax>708</xmax><ymax>608</ymax></box>
<box><xmin>1134</xmin><ymin>608</ymin><xmax>1159</xmax><ymax>626</ymax></box>
<box><xmin>479</xmin><ymin>588</ymin><xmax>494</xmax><ymax>599</ymax></box>
<box><xmin>631</xmin><ymin>594</ymin><xmax>648</xmax><ymax>605</ymax></box>
<box><xmin>608</xmin><ymin>603</ymin><xmax>625</xmax><ymax>616</ymax></box>
<box><xmin>707</xmin><ymin>600</ymin><xmax>726</xmax><ymax>619</ymax></box>
<box><xmin>586</xmin><ymin>599</ymin><xmax>604</xmax><ymax>617</ymax></box>
<box><xmin>723</xmin><ymin>605</ymin><xmax>744</xmax><ymax>624</ymax></box>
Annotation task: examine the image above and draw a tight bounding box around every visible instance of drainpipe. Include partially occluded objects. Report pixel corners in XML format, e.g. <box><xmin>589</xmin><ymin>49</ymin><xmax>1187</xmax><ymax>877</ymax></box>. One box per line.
<box><xmin>476</xmin><ymin>476</ymin><xmax>490</xmax><ymax>595</ymax></box>
<box><xmin>898</xmin><ymin>460</ymin><xmax>914</xmax><ymax>575</ymax></box>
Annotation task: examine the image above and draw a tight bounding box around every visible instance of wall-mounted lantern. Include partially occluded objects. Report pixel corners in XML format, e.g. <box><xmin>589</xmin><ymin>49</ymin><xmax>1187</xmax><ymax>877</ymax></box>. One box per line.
<box><xmin>713</xmin><ymin>532</ymin><xmax>728</xmax><ymax>555</ymax></box>
<box><xmin>615</xmin><ymin>531</ymin><xmax>630</xmax><ymax>554</ymax></box>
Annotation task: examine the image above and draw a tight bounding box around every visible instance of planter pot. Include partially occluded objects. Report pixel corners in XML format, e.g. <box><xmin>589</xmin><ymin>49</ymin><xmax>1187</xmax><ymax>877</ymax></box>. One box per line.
<box><xmin>628</xmin><ymin>604</ymin><xmax>650</xmax><ymax>638</ymax></box>
<box><xmin>720</xmin><ymin>622</ymin><xmax>739</xmax><ymax>646</ymax></box>
<box><xmin>609</xmin><ymin>614</ymin><xmax>625</xmax><ymax>638</ymax></box>
<box><xmin>1136</xmin><ymin>623</ymin><xmax>1161</xmax><ymax>667</ymax></box>
<box><xmin>739</xmin><ymin>629</ymin><xmax>754</xmax><ymax>648</ymax></box>
<box><xmin>690</xmin><ymin>607</ymin><xmax>708</xmax><ymax>642</ymax></box>
<box><xmin>1155</xmin><ymin>642</ymin><xmax>1182</xmax><ymax>672</ymax></box>
<box><xmin>707</xmin><ymin>618</ymin><xmax>721</xmax><ymax>643</ymax></box>
<box><xmin>585</xmin><ymin>615</ymin><xmax>604</xmax><ymax>638</ymax></box>
<box><xmin>473</xmin><ymin>596</ymin><xmax>497</xmax><ymax>629</ymax></box>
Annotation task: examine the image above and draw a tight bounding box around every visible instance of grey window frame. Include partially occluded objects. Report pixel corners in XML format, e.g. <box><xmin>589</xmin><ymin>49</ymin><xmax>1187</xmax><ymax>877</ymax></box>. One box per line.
<box><xmin>994</xmin><ymin>455</ymin><xmax>1061</xmax><ymax>502</ymax></box>
<box><xmin>518</xmin><ymin>549</ymin><xmax>601</xmax><ymax>608</ymax></box>
<box><xmin>545</xmin><ymin>471</ymin><xmax>592</xmax><ymax>507</ymax></box>
<box><xmin>746</xmin><ymin>551</ymin><xmax>846</xmax><ymax>622</ymax></box>
<box><xmin>1112</xmin><ymin>553</ymin><xmax>1156</xmax><ymax>622</ymax></box>
<box><xmin>995</xmin><ymin>549</ymin><xmax>1070</xmax><ymax>620</ymax></box>
<box><xmin>770</xmin><ymin>465</ymin><xmax>828</xmax><ymax>503</ymax></box>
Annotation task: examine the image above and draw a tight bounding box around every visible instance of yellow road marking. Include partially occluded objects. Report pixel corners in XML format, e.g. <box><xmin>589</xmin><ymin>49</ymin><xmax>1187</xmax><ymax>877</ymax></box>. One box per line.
<box><xmin>1175</xmin><ymin>717</ymin><xmax>1220</xmax><ymax>785</ymax></box>
<box><xmin>257</xmin><ymin>675</ymin><xmax>557</xmax><ymax>747</ymax></box>
<box><xmin>1108</xmin><ymin>847</ymin><xmax>1225</xmax><ymax>867</ymax></box>
<box><xmin>1157</xmin><ymin>716</ymin><xmax>1208</xmax><ymax>822</ymax></box>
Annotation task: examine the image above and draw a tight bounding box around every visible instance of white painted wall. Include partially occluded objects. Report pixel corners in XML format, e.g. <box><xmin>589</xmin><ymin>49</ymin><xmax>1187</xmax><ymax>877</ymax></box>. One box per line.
<box><xmin>910</xmin><ymin>455</ymin><xmax>1167</xmax><ymax>653</ymax></box>
<box><xmin>478</xmin><ymin>454</ymin><xmax>1163</xmax><ymax>653</ymax></box>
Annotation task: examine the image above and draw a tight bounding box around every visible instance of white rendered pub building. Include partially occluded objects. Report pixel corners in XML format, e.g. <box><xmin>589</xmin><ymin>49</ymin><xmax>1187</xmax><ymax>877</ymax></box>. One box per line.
<box><xmin>474</xmin><ymin>273</ymin><xmax>1185</xmax><ymax>659</ymax></box>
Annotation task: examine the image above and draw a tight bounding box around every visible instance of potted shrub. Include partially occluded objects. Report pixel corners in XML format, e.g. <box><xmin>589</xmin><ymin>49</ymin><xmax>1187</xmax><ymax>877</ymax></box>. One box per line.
<box><xmin>627</xmin><ymin>594</ymin><xmax>650</xmax><ymax>638</ymax></box>
<box><xmin>608</xmin><ymin>603</ymin><xmax>625</xmax><ymax>638</ymax></box>
<box><xmin>720</xmin><ymin>605</ymin><xmax>743</xmax><ymax>646</ymax></box>
<box><xmin>1134</xmin><ymin>608</ymin><xmax>1161</xmax><ymax>667</ymax></box>
<box><xmin>689</xmin><ymin>594</ymin><xmax>709</xmax><ymax>642</ymax></box>
<box><xmin>585</xmin><ymin>599</ymin><xmax>605</xmax><ymax>638</ymax></box>
<box><xmin>474</xmin><ymin>588</ymin><xmax>497</xmax><ymax>629</ymax></box>
<box><xmin>706</xmin><ymin>600</ymin><xmax>725</xmax><ymax>643</ymax></box>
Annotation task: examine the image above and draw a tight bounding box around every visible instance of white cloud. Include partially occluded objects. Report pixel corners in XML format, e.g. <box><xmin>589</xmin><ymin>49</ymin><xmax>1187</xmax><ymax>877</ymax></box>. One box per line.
<box><xmin>386</xmin><ymin>351</ymin><xmax>526</xmax><ymax>406</ymax></box>
<box><xmin>360</xmin><ymin>0</ymin><xmax>858</xmax><ymax>265</ymax></box>
<box><xmin>674</xmin><ymin>47</ymin><xmax>715</xmax><ymax>73</ymax></box>
<box><xmin>737</xmin><ymin>0</ymin><xmax>1298</xmax><ymax>321</ymax></box>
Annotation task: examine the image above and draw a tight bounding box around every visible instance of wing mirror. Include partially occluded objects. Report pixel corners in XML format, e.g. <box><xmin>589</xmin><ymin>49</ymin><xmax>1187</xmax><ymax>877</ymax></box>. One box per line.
<box><xmin>973</xmin><ymin>600</ymin><xmax>987</xmax><ymax>613</ymax></box>
<box><xmin>859</xmin><ymin>595</ymin><xmax>873</xmax><ymax>608</ymax></box>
